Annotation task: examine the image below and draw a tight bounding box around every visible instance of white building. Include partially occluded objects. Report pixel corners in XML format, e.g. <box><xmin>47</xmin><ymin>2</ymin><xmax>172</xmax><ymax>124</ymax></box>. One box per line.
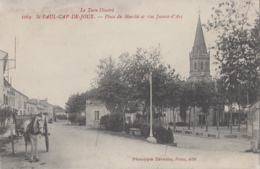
<box><xmin>39</xmin><ymin>98</ymin><xmax>54</xmax><ymax>120</ymax></box>
<box><xmin>27</xmin><ymin>98</ymin><xmax>39</xmax><ymax>115</ymax></box>
<box><xmin>85</xmin><ymin>100</ymin><xmax>110</xmax><ymax>128</ymax></box>
<box><xmin>14</xmin><ymin>88</ymin><xmax>29</xmax><ymax>115</ymax></box>
<box><xmin>0</xmin><ymin>50</ymin><xmax>8</xmax><ymax>107</ymax></box>
<box><xmin>248</xmin><ymin>99</ymin><xmax>260</xmax><ymax>151</ymax></box>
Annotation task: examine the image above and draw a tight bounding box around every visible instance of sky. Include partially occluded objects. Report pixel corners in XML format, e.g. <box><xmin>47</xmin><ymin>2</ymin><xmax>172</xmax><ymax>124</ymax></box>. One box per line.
<box><xmin>0</xmin><ymin>0</ymin><xmax>258</xmax><ymax>108</ymax></box>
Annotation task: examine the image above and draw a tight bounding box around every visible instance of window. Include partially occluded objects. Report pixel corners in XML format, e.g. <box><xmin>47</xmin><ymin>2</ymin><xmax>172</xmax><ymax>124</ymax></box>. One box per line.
<box><xmin>18</xmin><ymin>101</ymin><xmax>21</xmax><ymax>109</ymax></box>
<box><xmin>3</xmin><ymin>94</ymin><xmax>7</xmax><ymax>105</ymax></box>
<box><xmin>127</xmin><ymin>117</ymin><xmax>131</xmax><ymax>123</ymax></box>
<box><xmin>95</xmin><ymin>111</ymin><xmax>99</xmax><ymax>120</ymax></box>
<box><xmin>194</xmin><ymin>62</ymin><xmax>197</xmax><ymax>70</ymax></box>
<box><xmin>201</xmin><ymin>62</ymin><xmax>203</xmax><ymax>70</ymax></box>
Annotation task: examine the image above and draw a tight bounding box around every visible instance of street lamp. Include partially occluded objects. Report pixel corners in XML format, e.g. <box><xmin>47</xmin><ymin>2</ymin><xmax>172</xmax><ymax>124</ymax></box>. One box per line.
<box><xmin>146</xmin><ymin>71</ymin><xmax>156</xmax><ymax>143</ymax></box>
<box><xmin>257</xmin><ymin>0</ymin><xmax>260</xmax><ymax>150</ymax></box>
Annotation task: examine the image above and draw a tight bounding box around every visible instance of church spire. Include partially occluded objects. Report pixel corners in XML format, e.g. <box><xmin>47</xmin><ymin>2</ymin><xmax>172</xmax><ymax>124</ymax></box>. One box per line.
<box><xmin>192</xmin><ymin>15</ymin><xmax>207</xmax><ymax>54</ymax></box>
<box><xmin>188</xmin><ymin>14</ymin><xmax>211</xmax><ymax>82</ymax></box>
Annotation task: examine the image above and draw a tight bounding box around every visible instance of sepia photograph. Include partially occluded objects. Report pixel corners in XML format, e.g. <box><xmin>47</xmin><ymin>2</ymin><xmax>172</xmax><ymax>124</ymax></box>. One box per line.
<box><xmin>0</xmin><ymin>0</ymin><xmax>259</xmax><ymax>168</ymax></box>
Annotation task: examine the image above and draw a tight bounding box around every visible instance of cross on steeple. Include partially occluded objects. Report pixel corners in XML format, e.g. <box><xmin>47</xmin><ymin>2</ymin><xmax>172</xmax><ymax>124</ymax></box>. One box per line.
<box><xmin>198</xmin><ymin>7</ymin><xmax>201</xmax><ymax>15</ymax></box>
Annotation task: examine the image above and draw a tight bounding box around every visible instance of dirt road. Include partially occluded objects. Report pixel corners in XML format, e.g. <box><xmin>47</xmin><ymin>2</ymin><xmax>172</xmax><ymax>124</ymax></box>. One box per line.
<box><xmin>0</xmin><ymin>121</ymin><xmax>259</xmax><ymax>169</ymax></box>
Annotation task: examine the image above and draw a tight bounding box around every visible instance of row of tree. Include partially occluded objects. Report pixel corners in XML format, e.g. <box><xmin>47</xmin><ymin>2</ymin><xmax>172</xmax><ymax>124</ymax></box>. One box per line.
<box><xmin>204</xmin><ymin>0</ymin><xmax>259</xmax><ymax>132</ymax></box>
<box><xmin>65</xmin><ymin>46</ymin><xmax>257</xmax><ymax>130</ymax></box>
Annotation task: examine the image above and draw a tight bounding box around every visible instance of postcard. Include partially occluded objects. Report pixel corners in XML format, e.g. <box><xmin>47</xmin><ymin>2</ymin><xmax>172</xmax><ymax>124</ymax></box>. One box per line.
<box><xmin>0</xmin><ymin>0</ymin><xmax>259</xmax><ymax>169</ymax></box>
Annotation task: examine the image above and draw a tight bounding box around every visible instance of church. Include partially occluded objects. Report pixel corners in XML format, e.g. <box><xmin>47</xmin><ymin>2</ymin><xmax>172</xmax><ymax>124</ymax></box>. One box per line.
<box><xmin>163</xmin><ymin>15</ymin><xmax>225</xmax><ymax>127</ymax></box>
<box><xmin>188</xmin><ymin>15</ymin><xmax>212</xmax><ymax>82</ymax></box>
<box><xmin>186</xmin><ymin>14</ymin><xmax>215</xmax><ymax>126</ymax></box>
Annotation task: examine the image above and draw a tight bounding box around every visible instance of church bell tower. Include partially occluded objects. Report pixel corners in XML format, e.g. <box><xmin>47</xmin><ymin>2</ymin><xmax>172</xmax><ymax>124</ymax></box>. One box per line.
<box><xmin>188</xmin><ymin>15</ymin><xmax>212</xmax><ymax>81</ymax></box>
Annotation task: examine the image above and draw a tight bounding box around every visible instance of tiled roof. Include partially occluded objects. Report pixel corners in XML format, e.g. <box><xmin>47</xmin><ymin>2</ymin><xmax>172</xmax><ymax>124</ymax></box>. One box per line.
<box><xmin>39</xmin><ymin>99</ymin><xmax>53</xmax><ymax>106</ymax></box>
<box><xmin>86</xmin><ymin>100</ymin><xmax>104</xmax><ymax>105</ymax></box>
<box><xmin>4</xmin><ymin>79</ymin><xmax>29</xmax><ymax>99</ymax></box>
<box><xmin>54</xmin><ymin>107</ymin><xmax>65</xmax><ymax>112</ymax></box>
<box><xmin>28</xmin><ymin>98</ymin><xmax>38</xmax><ymax>105</ymax></box>
<box><xmin>4</xmin><ymin>78</ymin><xmax>11</xmax><ymax>87</ymax></box>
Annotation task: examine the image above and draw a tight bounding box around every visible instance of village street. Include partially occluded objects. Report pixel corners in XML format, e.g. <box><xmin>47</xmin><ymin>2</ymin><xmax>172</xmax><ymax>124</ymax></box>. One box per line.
<box><xmin>1</xmin><ymin>121</ymin><xmax>259</xmax><ymax>169</ymax></box>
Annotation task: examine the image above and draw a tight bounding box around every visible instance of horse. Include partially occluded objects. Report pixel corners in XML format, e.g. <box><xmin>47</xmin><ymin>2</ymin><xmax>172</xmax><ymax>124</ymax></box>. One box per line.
<box><xmin>23</xmin><ymin>115</ymin><xmax>45</xmax><ymax>162</ymax></box>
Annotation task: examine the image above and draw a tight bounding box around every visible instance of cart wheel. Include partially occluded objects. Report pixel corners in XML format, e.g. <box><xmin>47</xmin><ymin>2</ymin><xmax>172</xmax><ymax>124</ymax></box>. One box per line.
<box><xmin>44</xmin><ymin>118</ymin><xmax>49</xmax><ymax>152</ymax></box>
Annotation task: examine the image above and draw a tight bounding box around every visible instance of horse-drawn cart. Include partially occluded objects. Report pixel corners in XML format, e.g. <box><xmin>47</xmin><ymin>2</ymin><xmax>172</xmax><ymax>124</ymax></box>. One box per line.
<box><xmin>11</xmin><ymin>114</ymin><xmax>50</xmax><ymax>153</ymax></box>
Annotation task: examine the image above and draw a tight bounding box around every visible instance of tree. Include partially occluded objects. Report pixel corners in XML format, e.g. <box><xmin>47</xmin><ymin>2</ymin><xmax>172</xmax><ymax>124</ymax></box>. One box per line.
<box><xmin>194</xmin><ymin>81</ymin><xmax>215</xmax><ymax>132</ymax></box>
<box><xmin>205</xmin><ymin>0</ymin><xmax>259</xmax><ymax>132</ymax></box>
<box><xmin>164</xmin><ymin>73</ymin><xmax>182</xmax><ymax>127</ymax></box>
<box><xmin>205</xmin><ymin>0</ymin><xmax>259</xmax><ymax>94</ymax></box>
<box><xmin>95</xmin><ymin>46</ymin><xmax>181</xmax><ymax>130</ymax></box>
<box><xmin>179</xmin><ymin>80</ymin><xmax>198</xmax><ymax>129</ymax></box>
<box><xmin>211</xmin><ymin>78</ymin><xmax>227</xmax><ymax>130</ymax></box>
<box><xmin>179</xmin><ymin>81</ymin><xmax>189</xmax><ymax>123</ymax></box>
<box><xmin>65</xmin><ymin>93</ymin><xmax>86</xmax><ymax>115</ymax></box>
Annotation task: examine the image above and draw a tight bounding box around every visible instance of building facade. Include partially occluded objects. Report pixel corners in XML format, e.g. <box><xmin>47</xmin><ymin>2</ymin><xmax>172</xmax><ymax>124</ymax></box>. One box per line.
<box><xmin>186</xmin><ymin>15</ymin><xmax>215</xmax><ymax>126</ymax></box>
<box><xmin>39</xmin><ymin>98</ymin><xmax>54</xmax><ymax>120</ymax></box>
<box><xmin>27</xmin><ymin>99</ymin><xmax>39</xmax><ymax>115</ymax></box>
<box><xmin>0</xmin><ymin>48</ymin><xmax>58</xmax><ymax>130</ymax></box>
<box><xmin>54</xmin><ymin>106</ymin><xmax>66</xmax><ymax>121</ymax></box>
<box><xmin>14</xmin><ymin>89</ymin><xmax>29</xmax><ymax>115</ymax></box>
<box><xmin>0</xmin><ymin>50</ymin><xmax>8</xmax><ymax>106</ymax></box>
<box><xmin>85</xmin><ymin>100</ymin><xmax>110</xmax><ymax>128</ymax></box>
<box><xmin>248</xmin><ymin>99</ymin><xmax>260</xmax><ymax>151</ymax></box>
<box><xmin>162</xmin><ymin>108</ymin><xmax>181</xmax><ymax>125</ymax></box>
<box><xmin>3</xmin><ymin>79</ymin><xmax>29</xmax><ymax>115</ymax></box>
